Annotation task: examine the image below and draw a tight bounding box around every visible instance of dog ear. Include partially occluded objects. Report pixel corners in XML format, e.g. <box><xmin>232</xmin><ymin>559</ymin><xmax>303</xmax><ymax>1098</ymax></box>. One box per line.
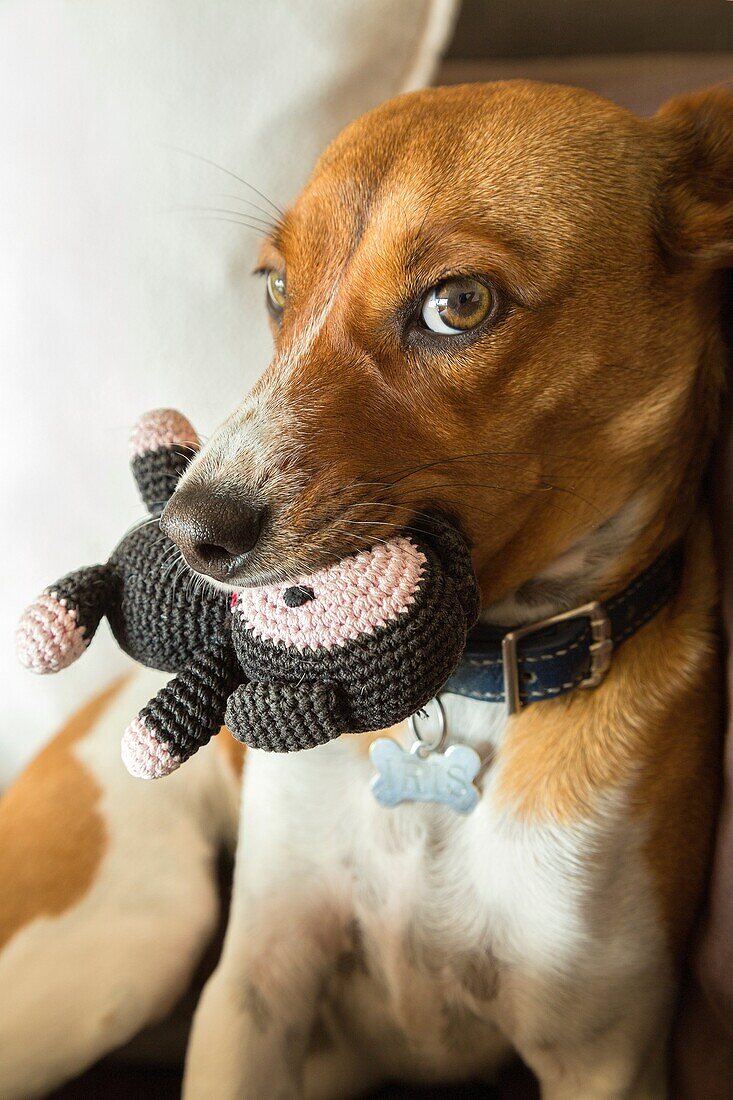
<box><xmin>655</xmin><ymin>86</ymin><xmax>733</xmax><ymax>271</ymax></box>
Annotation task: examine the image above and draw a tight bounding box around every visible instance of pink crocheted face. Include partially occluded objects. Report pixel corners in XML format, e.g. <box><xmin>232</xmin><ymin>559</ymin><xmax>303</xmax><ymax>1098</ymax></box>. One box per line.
<box><xmin>231</xmin><ymin>536</ymin><xmax>427</xmax><ymax>651</ymax></box>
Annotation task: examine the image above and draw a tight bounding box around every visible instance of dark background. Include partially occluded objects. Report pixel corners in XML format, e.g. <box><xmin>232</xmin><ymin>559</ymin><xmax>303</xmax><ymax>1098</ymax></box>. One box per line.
<box><xmin>448</xmin><ymin>0</ymin><xmax>733</xmax><ymax>58</ymax></box>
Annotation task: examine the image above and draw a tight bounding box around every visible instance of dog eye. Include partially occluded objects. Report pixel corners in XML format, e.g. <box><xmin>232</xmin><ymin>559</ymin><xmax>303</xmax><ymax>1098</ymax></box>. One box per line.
<box><xmin>265</xmin><ymin>270</ymin><xmax>287</xmax><ymax>315</ymax></box>
<box><xmin>420</xmin><ymin>276</ymin><xmax>493</xmax><ymax>334</ymax></box>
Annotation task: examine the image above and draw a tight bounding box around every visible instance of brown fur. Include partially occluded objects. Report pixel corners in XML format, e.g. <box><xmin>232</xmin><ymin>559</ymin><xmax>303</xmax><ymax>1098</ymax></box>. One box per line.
<box><xmin>0</xmin><ymin>678</ymin><xmax>125</xmax><ymax>950</ymax></box>
<box><xmin>207</xmin><ymin>81</ymin><xmax>731</xmax><ymax>966</ymax></box>
<box><xmin>495</xmin><ymin>518</ymin><xmax>721</xmax><ymax>951</ymax></box>
<box><xmin>215</xmin><ymin>726</ymin><xmax>246</xmax><ymax>778</ymax></box>
<box><xmin>190</xmin><ymin>82</ymin><xmax>730</xmax><ymax>612</ymax></box>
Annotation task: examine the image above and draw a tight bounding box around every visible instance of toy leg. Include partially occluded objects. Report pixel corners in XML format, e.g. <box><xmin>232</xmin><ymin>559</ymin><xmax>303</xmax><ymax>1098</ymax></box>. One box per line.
<box><xmin>16</xmin><ymin>562</ymin><xmax>119</xmax><ymax>674</ymax></box>
<box><xmin>122</xmin><ymin>640</ymin><xmax>242</xmax><ymax>778</ymax></box>
<box><xmin>129</xmin><ymin>408</ymin><xmax>200</xmax><ymax>514</ymax></box>
<box><xmin>224</xmin><ymin>679</ymin><xmax>349</xmax><ymax>752</ymax></box>
<box><xmin>0</xmin><ymin>670</ymin><xmax>241</xmax><ymax>1100</ymax></box>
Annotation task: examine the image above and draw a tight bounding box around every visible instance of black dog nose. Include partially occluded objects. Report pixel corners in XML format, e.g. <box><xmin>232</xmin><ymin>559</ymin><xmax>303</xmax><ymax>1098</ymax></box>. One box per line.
<box><xmin>161</xmin><ymin>485</ymin><xmax>264</xmax><ymax>581</ymax></box>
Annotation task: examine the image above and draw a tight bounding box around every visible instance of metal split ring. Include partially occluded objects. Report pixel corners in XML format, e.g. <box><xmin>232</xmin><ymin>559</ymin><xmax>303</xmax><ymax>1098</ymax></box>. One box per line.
<box><xmin>408</xmin><ymin>696</ymin><xmax>446</xmax><ymax>758</ymax></box>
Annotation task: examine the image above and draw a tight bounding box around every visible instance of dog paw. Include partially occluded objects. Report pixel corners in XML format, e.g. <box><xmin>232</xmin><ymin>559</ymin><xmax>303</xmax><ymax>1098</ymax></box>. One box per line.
<box><xmin>121</xmin><ymin>716</ymin><xmax>181</xmax><ymax>779</ymax></box>
<box><xmin>129</xmin><ymin>408</ymin><xmax>199</xmax><ymax>458</ymax></box>
<box><xmin>16</xmin><ymin>592</ymin><xmax>89</xmax><ymax>673</ymax></box>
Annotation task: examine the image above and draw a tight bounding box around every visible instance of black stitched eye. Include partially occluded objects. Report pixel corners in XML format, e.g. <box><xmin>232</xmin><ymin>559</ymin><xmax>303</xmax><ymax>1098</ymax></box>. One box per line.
<box><xmin>284</xmin><ymin>585</ymin><xmax>315</xmax><ymax>607</ymax></box>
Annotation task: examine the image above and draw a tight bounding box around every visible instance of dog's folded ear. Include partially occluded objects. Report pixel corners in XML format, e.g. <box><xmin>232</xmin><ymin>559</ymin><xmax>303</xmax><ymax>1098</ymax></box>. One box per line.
<box><xmin>655</xmin><ymin>86</ymin><xmax>733</xmax><ymax>272</ymax></box>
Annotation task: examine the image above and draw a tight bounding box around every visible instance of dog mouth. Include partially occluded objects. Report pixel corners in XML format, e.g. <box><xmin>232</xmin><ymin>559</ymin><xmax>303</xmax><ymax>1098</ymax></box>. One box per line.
<box><xmin>178</xmin><ymin>497</ymin><xmax>446</xmax><ymax>593</ymax></box>
<box><xmin>165</xmin><ymin>440</ymin><xmax>468</xmax><ymax>592</ymax></box>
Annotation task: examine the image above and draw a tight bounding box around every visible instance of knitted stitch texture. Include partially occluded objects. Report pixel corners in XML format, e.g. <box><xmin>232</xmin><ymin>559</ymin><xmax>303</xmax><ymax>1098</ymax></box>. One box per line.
<box><xmin>17</xmin><ymin>591</ymin><xmax>92</xmax><ymax>673</ymax></box>
<box><xmin>131</xmin><ymin>447</ymin><xmax>191</xmax><ymax>516</ymax></box>
<box><xmin>16</xmin><ymin>409</ymin><xmax>231</xmax><ymax>679</ymax></box>
<box><xmin>227</xmin><ymin>528</ymin><xmax>477</xmax><ymax>751</ymax></box>
<box><xmin>17</xmin><ymin>407</ymin><xmax>480</xmax><ymax>777</ymax></box>
<box><xmin>108</xmin><ymin>521</ymin><xmax>229</xmax><ymax>672</ymax></box>
<box><xmin>122</xmin><ymin>518</ymin><xmax>478</xmax><ymax>772</ymax></box>
<box><xmin>226</xmin><ymin>679</ymin><xmax>348</xmax><ymax>752</ymax></box>
<box><xmin>234</xmin><ymin>537</ymin><xmax>427</xmax><ymax>651</ymax></box>
<box><xmin>135</xmin><ymin>636</ymin><xmax>241</xmax><ymax>765</ymax></box>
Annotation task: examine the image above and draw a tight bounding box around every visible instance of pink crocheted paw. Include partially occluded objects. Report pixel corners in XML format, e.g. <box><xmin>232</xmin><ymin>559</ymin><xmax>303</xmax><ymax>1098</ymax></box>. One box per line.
<box><xmin>16</xmin><ymin>593</ymin><xmax>89</xmax><ymax>673</ymax></box>
<box><xmin>121</xmin><ymin>716</ymin><xmax>181</xmax><ymax>780</ymax></box>
<box><xmin>129</xmin><ymin>409</ymin><xmax>199</xmax><ymax>458</ymax></box>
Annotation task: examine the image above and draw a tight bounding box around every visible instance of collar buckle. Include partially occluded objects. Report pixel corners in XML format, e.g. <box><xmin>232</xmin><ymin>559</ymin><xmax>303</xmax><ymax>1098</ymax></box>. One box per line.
<box><xmin>501</xmin><ymin>600</ymin><xmax>613</xmax><ymax>716</ymax></box>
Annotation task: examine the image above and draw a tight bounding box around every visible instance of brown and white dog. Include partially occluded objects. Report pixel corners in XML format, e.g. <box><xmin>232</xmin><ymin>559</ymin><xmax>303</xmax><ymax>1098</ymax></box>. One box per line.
<box><xmin>2</xmin><ymin>80</ymin><xmax>732</xmax><ymax>1099</ymax></box>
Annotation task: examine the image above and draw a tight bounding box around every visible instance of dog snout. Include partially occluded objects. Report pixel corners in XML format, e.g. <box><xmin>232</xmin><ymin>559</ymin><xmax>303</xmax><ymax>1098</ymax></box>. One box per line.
<box><xmin>161</xmin><ymin>485</ymin><xmax>264</xmax><ymax>582</ymax></box>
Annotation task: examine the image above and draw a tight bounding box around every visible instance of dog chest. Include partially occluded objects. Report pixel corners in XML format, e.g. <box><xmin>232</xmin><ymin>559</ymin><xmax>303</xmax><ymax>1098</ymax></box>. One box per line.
<box><xmin>242</xmin><ymin>696</ymin><xmax>667</xmax><ymax>1078</ymax></box>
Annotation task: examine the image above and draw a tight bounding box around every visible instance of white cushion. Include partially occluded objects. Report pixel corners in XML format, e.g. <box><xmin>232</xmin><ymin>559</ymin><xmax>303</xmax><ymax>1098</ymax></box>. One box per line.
<box><xmin>0</xmin><ymin>0</ymin><xmax>458</xmax><ymax>783</ymax></box>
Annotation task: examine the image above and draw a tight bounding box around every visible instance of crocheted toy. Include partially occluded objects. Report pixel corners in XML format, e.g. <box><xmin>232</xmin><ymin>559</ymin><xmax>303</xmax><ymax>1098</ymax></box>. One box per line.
<box><xmin>17</xmin><ymin>410</ymin><xmax>480</xmax><ymax>778</ymax></box>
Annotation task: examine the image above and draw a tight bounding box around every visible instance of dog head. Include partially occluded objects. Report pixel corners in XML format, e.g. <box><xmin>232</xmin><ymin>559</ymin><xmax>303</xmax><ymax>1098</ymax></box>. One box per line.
<box><xmin>163</xmin><ymin>81</ymin><xmax>733</xmax><ymax>612</ymax></box>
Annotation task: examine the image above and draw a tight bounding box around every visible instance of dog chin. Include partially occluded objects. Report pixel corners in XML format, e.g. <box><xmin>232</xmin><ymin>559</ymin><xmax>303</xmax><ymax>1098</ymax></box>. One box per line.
<box><xmin>188</xmin><ymin>557</ymin><xmax>316</xmax><ymax>594</ymax></box>
<box><xmin>200</xmin><ymin>541</ymin><xmax>367</xmax><ymax>593</ymax></box>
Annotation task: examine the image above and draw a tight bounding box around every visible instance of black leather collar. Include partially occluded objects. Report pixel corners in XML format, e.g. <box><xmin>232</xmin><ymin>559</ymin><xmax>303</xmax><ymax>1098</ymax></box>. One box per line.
<box><xmin>443</xmin><ymin>543</ymin><xmax>684</xmax><ymax>714</ymax></box>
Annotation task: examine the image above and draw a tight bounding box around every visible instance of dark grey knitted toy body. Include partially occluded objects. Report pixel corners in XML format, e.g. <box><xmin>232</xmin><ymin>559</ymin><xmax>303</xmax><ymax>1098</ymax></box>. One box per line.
<box><xmin>17</xmin><ymin>409</ymin><xmax>480</xmax><ymax>780</ymax></box>
<box><xmin>226</xmin><ymin>525</ymin><xmax>478</xmax><ymax>752</ymax></box>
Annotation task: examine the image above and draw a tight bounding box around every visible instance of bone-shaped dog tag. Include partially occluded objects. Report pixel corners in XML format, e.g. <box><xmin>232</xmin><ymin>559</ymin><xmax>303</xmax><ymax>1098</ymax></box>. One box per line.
<box><xmin>370</xmin><ymin>738</ymin><xmax>481</xmax><ymax>815</ymax></box>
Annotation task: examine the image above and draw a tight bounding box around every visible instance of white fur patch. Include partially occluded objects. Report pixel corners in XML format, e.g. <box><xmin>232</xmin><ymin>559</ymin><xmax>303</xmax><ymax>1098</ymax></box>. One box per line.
<box><xmin>0</xmin><ymin>670</ymin><xmax>240</xmax><ymax>1099</ymax></box>
<box><xmin>192</xmin><ymin>689</ymin><xmax>671</xmax><ymax>1094</ymax></box>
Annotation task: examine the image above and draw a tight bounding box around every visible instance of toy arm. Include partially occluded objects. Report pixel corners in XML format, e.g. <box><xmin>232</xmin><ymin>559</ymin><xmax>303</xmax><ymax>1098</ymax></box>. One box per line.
<box><xmin>224</xmin><ymin>678</ymin><xmax>350</xmax><ymax>752</ymax></box>
<box><xmin>121</xmin><ymin>639</ymin><xmax>241</xmax><ymax>779</ymax></box>
<box><xmin>16</xmin><ymin>563</ymin><xmax>120</xmax><ymax>674</ymax></box>
<box><xmin>129</xmin><ymin>409</ymin><xmax>201</xmax><ymax>514</ymax></box>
